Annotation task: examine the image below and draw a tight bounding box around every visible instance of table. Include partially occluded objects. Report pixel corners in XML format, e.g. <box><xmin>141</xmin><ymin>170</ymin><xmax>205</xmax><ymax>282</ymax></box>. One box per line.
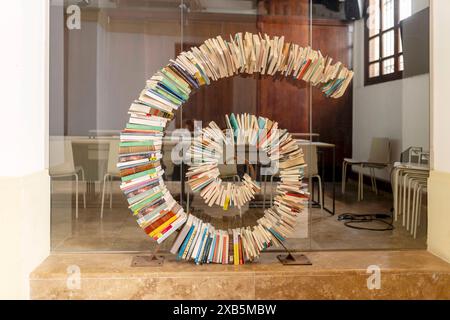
<box><xmin>296</xmin><ymin>140</ymin><xmax>336</xmax><ymax>215</ymax></box>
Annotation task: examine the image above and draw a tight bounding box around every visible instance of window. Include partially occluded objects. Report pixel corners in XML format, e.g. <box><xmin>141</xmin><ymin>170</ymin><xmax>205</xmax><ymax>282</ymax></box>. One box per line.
<box><xmin>365</xmin><ymin>0</ymin><xmax>412</xmax><ymax>85</ymax></box>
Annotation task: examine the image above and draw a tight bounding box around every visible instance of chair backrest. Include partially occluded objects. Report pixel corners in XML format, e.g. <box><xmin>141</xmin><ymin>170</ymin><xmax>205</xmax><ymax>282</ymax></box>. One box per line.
<box><xmin>49</xmin><ymin>136</ymin><xmax>75</xmax><ymax>176</ymax></box>
<box><xmin>107</xmin><ymin>140</ymin><xmax>121</xmax><ymax>175</ymax></box>
<box><xmin>162</xmin><ymin>142</ymin><xmax>174</xmax><ymax>178</ymax></box>
<box><xmin>218</xmin><ymin>163</ymin><xmax>238</xmax><ymax>178</ymax></box>
<box><xmin>368</xmin><ymin>137</ymin><xmax>391</xmax><ymax>164</ymax></box>
<box><xmin>300</xmin><ymin>144</ymin><xmax>319</xmax><ymax>178</ymax></box>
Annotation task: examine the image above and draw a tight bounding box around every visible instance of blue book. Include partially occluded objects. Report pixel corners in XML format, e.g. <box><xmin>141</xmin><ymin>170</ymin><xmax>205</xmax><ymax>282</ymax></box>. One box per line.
<box><xmin>194</xmin><ymin>227</ymin><xmax>208</xmax><ymax>264</ymax></box>
<box><xmin>269</xmin><ymin>228</ymin><xmax>285</xmax><ymax>242</ymax></box>
<box><xmin>177</xmin><ymin>225</ymin><xmax>195</xmax><ymax>260</ymax></box>
<box><xmin>208</xmin><ymin>233</ymin><xmax>216</xmax><ymax>263</ymax></box>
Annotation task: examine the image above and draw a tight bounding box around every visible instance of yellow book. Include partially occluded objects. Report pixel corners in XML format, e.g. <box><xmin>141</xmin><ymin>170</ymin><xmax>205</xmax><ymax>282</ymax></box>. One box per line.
<box><xmin>233</xmin><ymin>230</ymin><xmax>239</xmax><ymax>265</ymax></box>
<box><xmin>223</xmin><ymin>196</ymin><xmax>230</xmax><ymax>211</ymax></box>
<box><xmin>149</xmin><ymin>214</ymin><xmax>179</xmax><ymax>238</ymax></box>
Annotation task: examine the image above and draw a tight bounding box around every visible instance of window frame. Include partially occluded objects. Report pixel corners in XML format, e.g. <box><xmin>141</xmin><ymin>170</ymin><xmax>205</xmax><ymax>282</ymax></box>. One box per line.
<box><xmin>364</xmin><ymin>0</ymin><xmax>404</xmax><ymax>86</ymax></box>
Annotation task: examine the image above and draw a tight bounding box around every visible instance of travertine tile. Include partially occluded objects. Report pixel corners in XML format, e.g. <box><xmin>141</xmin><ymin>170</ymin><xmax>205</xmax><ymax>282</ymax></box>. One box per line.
<box><xmin>30</xmin><ymin>251</ymin><xmax>450</xmax><ymax>300</ymax></box>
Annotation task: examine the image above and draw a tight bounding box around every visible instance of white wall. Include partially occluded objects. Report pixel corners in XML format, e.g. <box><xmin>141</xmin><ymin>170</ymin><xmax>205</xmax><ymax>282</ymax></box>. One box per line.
<box><xmin>50</xmin><ymin>3</ymin><xmax>65</xmax><ymax>136</ymax></box>
<box><xmin>0</xmin><ymin>0</ymin><xmax>50</xmax><ymax>299</ymax></box>
<box><xmin>427</xmin><ymin>0</ymin><xmax>450</xmax><ymax>263</ymax></box>
<box><xmin>430</xmin><ymin>0</ymin><xmax>450</xmax><ymax>173</ymax></box>
<box><xmin>352</xmin><ymin>0</ymin><xmax>430</xmax><ymax>181</ymax></box>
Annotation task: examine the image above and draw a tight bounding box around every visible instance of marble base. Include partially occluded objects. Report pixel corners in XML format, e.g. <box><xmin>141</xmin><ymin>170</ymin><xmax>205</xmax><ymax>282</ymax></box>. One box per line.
<box><xmin>30</xmin><ymin>251</ymin><xmax>450</xmax><ymax>300</ymax></box>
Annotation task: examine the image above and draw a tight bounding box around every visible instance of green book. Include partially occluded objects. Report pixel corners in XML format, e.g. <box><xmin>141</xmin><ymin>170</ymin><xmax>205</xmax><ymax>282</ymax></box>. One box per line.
<box><xmin>159</xmin><ymin>75</ymin><xmax>190</xmax><ymax>100</ymax></box>
<box><xmin>161</xmin><ymin>68</ymin><xmax>191</xmax><ymax>94</ymax></box>
<box><xmin>121</xmin><ymin>168</ymin><xmax>159</xmax><ymax>182</ymax></box>
<box><xmin>126</xmin><ymin>123</ymin><xmax>164</xmax><ymax>132</ymax></box>
<box><xmin>119</xmin><ymin>141</ymin><xmax>157</xmax><ymax>148</ymax></box>
<box><xmin>229</xmin><ymin>113</ymin><xmax>239</xmax><ymax>131</ymax></box>
<box><xmin>130</xmin><ymin>191</ymin><xmax>164</xmax><ymax>213</ymax></box>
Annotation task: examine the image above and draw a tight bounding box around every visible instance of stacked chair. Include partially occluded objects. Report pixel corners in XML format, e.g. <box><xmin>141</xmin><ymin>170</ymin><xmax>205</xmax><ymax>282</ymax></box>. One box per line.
<box><xmin>391</xmin><ymin>153</ymin><xmax>430</xmax><ymax>238</ymax></box>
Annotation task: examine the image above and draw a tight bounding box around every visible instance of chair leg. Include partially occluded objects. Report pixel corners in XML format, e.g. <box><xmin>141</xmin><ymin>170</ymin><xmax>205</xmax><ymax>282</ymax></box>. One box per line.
<box><xmin>417</xmin><ymin>188</ymin><xmax>423</xmax><ymax>227</ymax></box>
<box><xmin>411</xmin><ymin>182</ymin><xmax>418</xmax><ymax>235</ymax></box>
<box><xmin>262</xmin><ymin>175</ymin><xmax>267</xmax><ymax>209</ymax></box>
<box><xmin>79</xmin><ymin>167</ymin><xmax>87</xmax><ymax>209</ymax></box>
<box><xmin>370</xmin><ymin>168</ymin><xmax>378</xmax><ymax>195</ymax></box>
<box><xmin>413</xmin><ymin>188</ymin><xmax>421</xmax><ymax>239</ymax></box>
<box><xmin>357</xmin><ymin>168</ymin><xmax>361</xmax><ymax>201</ymax></box>
<box><xmin>402</xmin><ymin>174</ymin><xmax>408</xmax><ymax>227</ymax></box>
<box><xmin>100</xmin><ymin>174</ymin><xmax>108</xmax><ymax>219</ymax></box>
<box><xmin>358</xmin><ymin>165</ymin><xmax>364</xmax><ymax>201</ymax></box>
<box><xmin>270</xmin><ymin>175</ymin><xmax>275</xmax><ymax>207</ymax></box>
<box><xmin>406</xmin><ymin>178</ymin><xmax>414</xmax><ymax>234</ymax></box>
<box><xmin>341</xmin><ymin>161</ymin><xmax>347</xmax><ymax>194</ymax></box>
<box><xmin>392</xmin><ymin>169</ymin><xmax>398</xmax><ymax>221</ymax></box>
<box><xmin>373</xmin><ymin>170</ymin><xmax>378</xmax><ymax>195</ymax></box>
<box><xmin>317</xmin><ymin>175</ymin><xmax>323</xmax><ymax>212</ymax></box>
<box><xmin>109</xmin><ymin>175</ymin><xmax>113</xmax><ymax>209</ymax></box>
<box><xmin>74</xmin><ymin>173</ymin><xmax>79</xmax><ymax>219</ymax></box>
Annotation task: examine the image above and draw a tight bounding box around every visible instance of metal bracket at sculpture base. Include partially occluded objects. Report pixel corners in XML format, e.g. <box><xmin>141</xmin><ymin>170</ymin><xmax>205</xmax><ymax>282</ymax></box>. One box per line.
<box><xmin>131</xmin><ymin>245</ymin><xmax>164</xmax><ymax>267</ymax></box>
<box><xmin>277</xmin><ymin>253</ymin><xmax>312</xmax><ymax>266</ymax></box>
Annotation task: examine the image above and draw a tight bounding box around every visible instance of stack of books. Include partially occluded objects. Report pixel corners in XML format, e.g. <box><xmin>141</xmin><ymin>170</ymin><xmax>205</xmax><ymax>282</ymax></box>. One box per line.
<box><xmin>165</xmin><ymin>32</ymin><xmax>353</xmax><ymax>98</ymax></box>
<box><xmin>120</xmin><ymin>32</ymin><xmax>350</xmax><ymax>260</ymax></box>
<box><xmin>118</xmin><ymin>62</ymin><xmax>195</xmax><ymax>244</ymax></box>
<box><xmin>178</xmin><ymin>112</ymin><xmax>308</xmax><ymax>264</ymax></box>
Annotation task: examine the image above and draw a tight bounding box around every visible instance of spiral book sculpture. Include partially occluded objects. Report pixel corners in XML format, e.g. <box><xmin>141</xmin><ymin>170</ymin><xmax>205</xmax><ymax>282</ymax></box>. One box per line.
<box><xmin>119</xmin><ymin>32</ymin><xmax>353</xmax><ymax>265</ymax></box>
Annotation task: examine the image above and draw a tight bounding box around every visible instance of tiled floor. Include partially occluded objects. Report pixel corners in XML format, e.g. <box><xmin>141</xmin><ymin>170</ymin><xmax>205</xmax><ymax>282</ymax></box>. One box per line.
<box><xmin>51</xmin><ymin>179</ymin><xmax>427</xmax><ymax>252</ymax></box>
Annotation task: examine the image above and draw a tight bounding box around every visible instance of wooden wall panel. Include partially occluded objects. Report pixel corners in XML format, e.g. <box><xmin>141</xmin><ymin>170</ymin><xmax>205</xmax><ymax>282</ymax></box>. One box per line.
<box><xmin>311</xmin><ymin>21</ymin><xmax>354</xmax><ymax>180</ymax></box>
<box><xmin>257</xmin><ymin>14</ymin><xmax>354</xmax><ymax>180</ymax></box>
<box><xmin>257</xmin><ymin>15</ymin><xmax>311</xmax><ymax>133</ymax></box>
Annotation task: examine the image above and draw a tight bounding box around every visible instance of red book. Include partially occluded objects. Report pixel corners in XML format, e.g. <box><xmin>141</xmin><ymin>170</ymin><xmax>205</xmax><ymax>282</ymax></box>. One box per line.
<box><xmin>297</xmin><ymin>59</ymin><xmax>312</xmax><ymax>80</ymax></box>
<box><xmin>238</xmin><ymin>235</ymin><xmax>244</xmax><ymax>265</ymax></box>
<box><xmin>213</xmin><ymin>233</ymin><xmax>220</xmax><ymax>263</ymax></box>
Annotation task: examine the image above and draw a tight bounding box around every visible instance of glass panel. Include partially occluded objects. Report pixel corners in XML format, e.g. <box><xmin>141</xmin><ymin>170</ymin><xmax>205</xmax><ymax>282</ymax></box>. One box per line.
<box><xmin>312</xmin><ymin>0</ymin><xmax>429</xmax><ymax>252</ymax></box>
<box><xmin>368</xmin><ymin>0</ymin><xmax>381</xmax><ymax>37</ymax></box>
<box><xmin>382</xmin><ymin>57</ymin><xmax>395</xmax><ymax>74</ymax></box>
<box><xmin>369</xmin><ymin>62</ymin><xmax>380</xmax><ymax>77</ymax></box>
<box><xmin>369</xmin><ymin>37</ymin><xmax>380</xmax><ymax>62</ymax></box>
<box><xmin>49</xmin><ymin>0</ymin><xmax>184</xmax><ymax>252</ymax></box>
<box><xmin>382</xmin><ymin>30</ymin><xmax>395</xmax><ymax>57</ymax></box>
<box><xmin>382</xmin><ymin>0</ymin><xmax>394</xmax><ymax>31</ymax></box>
<box><xmin>399</xmin><ymin>0</ymin><xmax>413</xmax><ymax>21</ymax></box>
<box><xmin>50</xmin><ymin>0</ymin><xmax>430</xmax><ymax>256</ymax></box>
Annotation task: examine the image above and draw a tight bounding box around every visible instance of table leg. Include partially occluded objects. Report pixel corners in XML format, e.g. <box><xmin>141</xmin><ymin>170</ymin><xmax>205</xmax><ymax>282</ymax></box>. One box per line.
<box><xmin>332</xmin><ymin>146</ymin><xmax>335</xmax><ymax>215</ymax></box>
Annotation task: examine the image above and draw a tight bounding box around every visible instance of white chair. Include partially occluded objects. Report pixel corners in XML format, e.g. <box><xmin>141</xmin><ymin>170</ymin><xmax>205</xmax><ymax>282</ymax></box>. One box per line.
<box><xmin>391</xmin><ymin>162</ymin><xmax>429</xmax><ymax>238</ymax></box>
<box><xmin>269</xmin><ymin>144</ymin><xmax>323</xmax><ymax>211</ymax></box>
<box><xmin>49</xmin><ymin>137</ymin><xmax>86</xmax><ymax>219</ymax></box>
<box><xmin>342</xmin><ymin>137</ymin><xmax>391</xmax><ymax>201</ymax></box>
<box><xmin>100</xmin><ymin>140</ymin><xmax>120</xmax><ymax>219</ymax></box>
<box><xmin>299</xmin><ymin>144</ymin><xmax>323</xmax><ymax>211</ymax></box>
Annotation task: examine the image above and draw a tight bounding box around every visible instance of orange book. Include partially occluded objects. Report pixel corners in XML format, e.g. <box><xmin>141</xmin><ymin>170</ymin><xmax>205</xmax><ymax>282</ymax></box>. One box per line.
<box><xmin>144</xmin><ymin>211</ymin><xmax>175</xmax><ymax>235</ymax></box>
<box><xmin>222</xmin><ymin>234</ymin><xmax>228</xmax><ymax>265</ymax></box>
<box><xmin>120</xmin><ymin>162</ymin><xmax>160</xmax><ymax>177</ymax></box>
<box><xmin>119</xmin><ymin>145</ymin><xmax>160</xmax><ymax>154</ymax></box>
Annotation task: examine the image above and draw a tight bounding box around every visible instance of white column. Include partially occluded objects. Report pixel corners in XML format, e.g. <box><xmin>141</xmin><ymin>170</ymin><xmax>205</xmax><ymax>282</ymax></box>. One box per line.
<box><xmin>0</xmin><ymin>0</ymin><xmax>50</xmax><ymax>299</ymax></box>
<box><xmin>428</xmin><ymin>0</ymin><xmax>450</xmax><ymax>262</ymax></box>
